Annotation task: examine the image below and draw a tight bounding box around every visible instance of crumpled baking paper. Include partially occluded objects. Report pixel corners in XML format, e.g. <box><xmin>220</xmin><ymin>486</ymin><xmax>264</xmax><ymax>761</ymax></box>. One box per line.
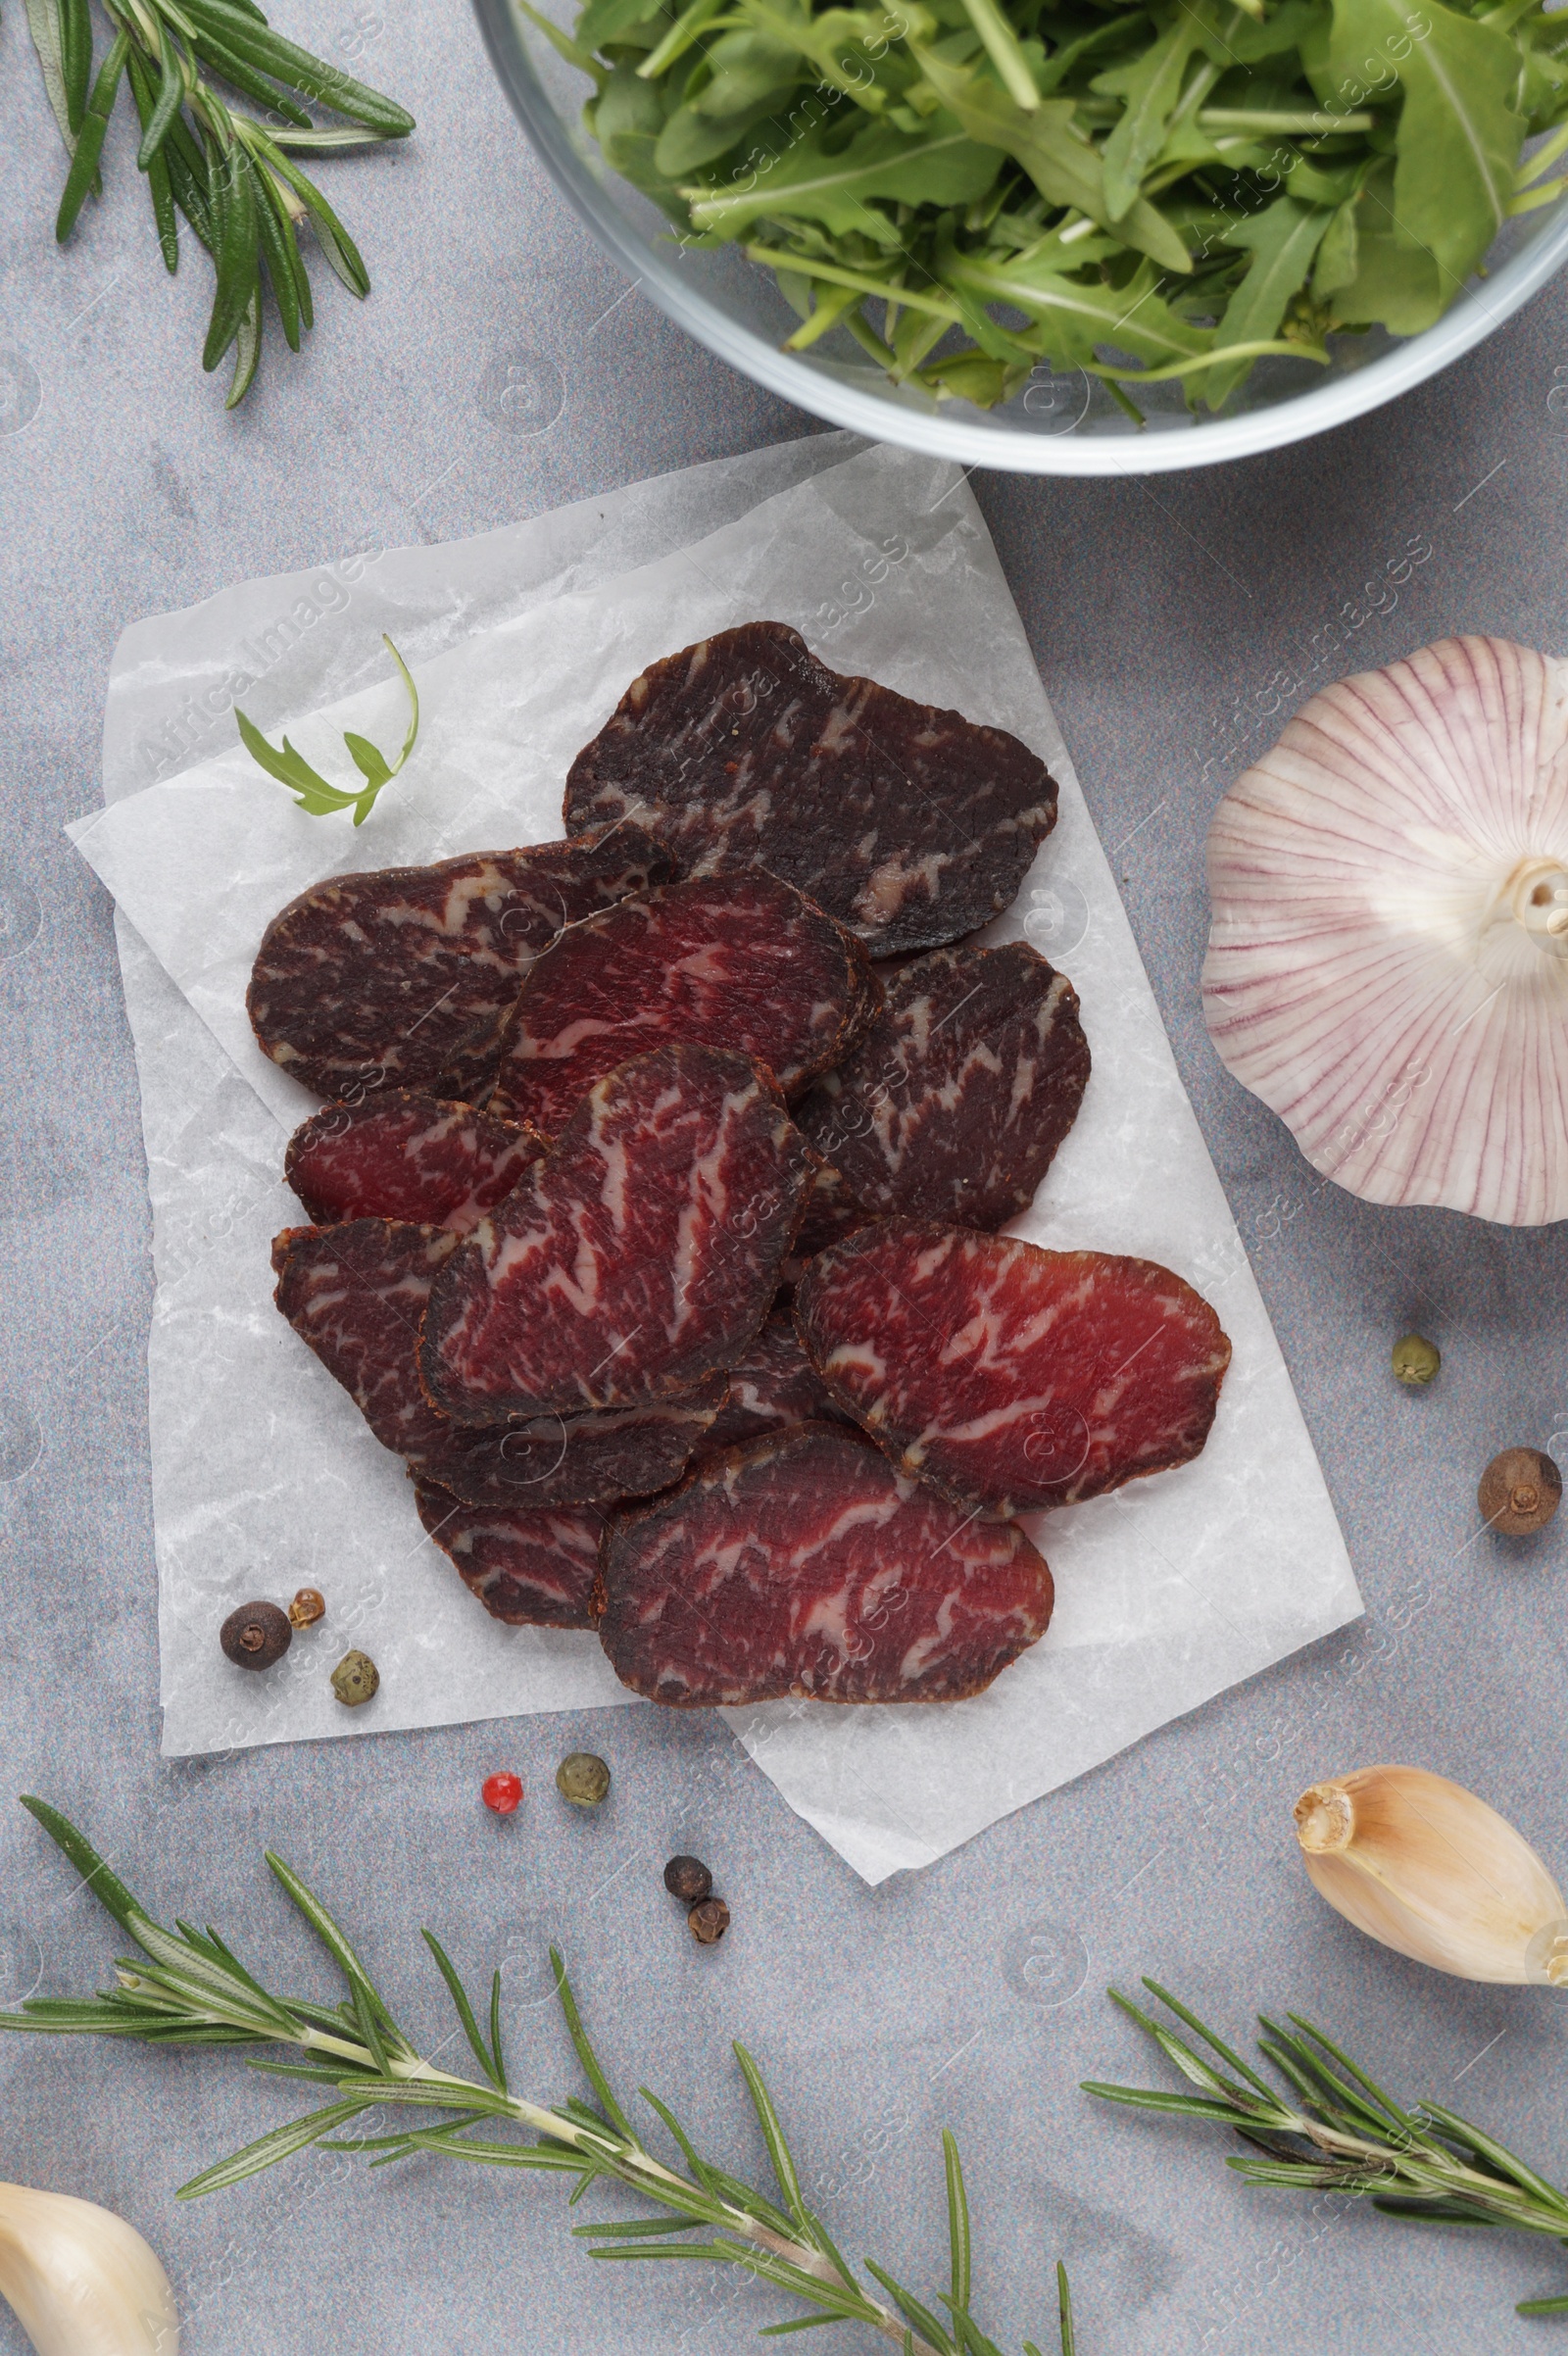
<box><xmin>73</xmin><ymin>434</ymin><xmax>1361</xmax><ymax>1884</ymax></box>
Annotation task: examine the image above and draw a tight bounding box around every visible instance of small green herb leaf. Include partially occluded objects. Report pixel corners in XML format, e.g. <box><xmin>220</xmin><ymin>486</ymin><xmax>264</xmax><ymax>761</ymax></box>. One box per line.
<box><xmin>235</xmin><ymin>635</ymin><xmax>419</xmax><ymax>824</ymax></box>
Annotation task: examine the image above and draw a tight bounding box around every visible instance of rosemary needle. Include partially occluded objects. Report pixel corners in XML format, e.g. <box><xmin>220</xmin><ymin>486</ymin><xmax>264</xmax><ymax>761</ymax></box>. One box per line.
<box><xmin>25</xmin><ymin>0</ymin><xmax>415</xmax><ymax>407</ymax></box>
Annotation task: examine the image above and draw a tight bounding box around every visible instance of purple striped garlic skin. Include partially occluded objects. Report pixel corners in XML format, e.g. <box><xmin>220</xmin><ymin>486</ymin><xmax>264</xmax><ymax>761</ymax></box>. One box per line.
<box><xmin>1202</xmin><ymin>635</ymin><xmax>1568</xmax><ymax>1226</ymax></box>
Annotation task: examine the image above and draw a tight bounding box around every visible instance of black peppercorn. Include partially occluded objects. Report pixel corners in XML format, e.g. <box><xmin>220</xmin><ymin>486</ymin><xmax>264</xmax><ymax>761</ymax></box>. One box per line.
<box><xmin>663</xmin><ymin>1854</ymin><xmax>712</xmax><ymax>1903</ymax></box>
<box><xmin>688</xmin><ymin>1897</ymin><xmax>730</xmax><ymax>1946</ymax></box>
<box><xmin>1480</xmin><ymin>1448</ymin><xmax>1562</xmax><ymax>1536</ymax></box>
<box><xmin>220</xmin><ymin>1600</ymin><xmax>292</xmax><ymax>1671</ymax></box>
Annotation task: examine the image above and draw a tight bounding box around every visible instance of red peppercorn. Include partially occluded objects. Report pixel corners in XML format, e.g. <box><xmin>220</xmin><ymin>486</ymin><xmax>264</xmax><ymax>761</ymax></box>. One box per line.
<box><xmin>482</xmin><ymin>1773</ymin><xmax>523</xmax><ymax>1815</ymax></box>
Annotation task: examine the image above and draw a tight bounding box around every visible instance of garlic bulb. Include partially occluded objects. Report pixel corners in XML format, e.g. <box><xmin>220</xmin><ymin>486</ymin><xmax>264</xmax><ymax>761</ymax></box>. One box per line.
<box><xmin>0</xmin><ymin>2184</ymin><xmax>179</xmax><ymax>2355</ymax></box>
<box><xmin>1203</xmin><ymin>636</ymin><xmax>1568</xmax><ymax>1225</ymax></box>
<box><xmin>1294</xmin><ymin>1765</ymin><xmax>1568</xmax><ymax>1986</ymax></box>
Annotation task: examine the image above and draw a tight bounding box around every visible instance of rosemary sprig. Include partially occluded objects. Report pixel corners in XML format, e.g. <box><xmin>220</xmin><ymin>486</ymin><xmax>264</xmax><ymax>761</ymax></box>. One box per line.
<box><xmin>236</xmin><ymin>633</ymin><xmax>419</xmax><ymax>823</ymax></box>
<box><xmin>28</xmin><ymin>0</ymin><xmax>414</xmax><ymax>407</ymax></box>
<box><xmin>1</xmin><ymin>1799</ymin><xmax>1072</xmax><ymax>2355</ymax></box>
<box><xmin>1085</xmin><ymin>1979</ymin><xmax>1568</xmax><ymax>2319</ymax></box>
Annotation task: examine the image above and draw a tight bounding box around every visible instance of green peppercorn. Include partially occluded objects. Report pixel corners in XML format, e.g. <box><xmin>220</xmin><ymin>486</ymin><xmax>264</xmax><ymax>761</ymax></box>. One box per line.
<box><xmin>330</xmin><ymin>1648</ymin><xmax>379</xmax><ymax>1706</ymax></box>
<box><xmin>1392</xmin><ymin>1334</ymin><xmax>1441</xmax><ymax>1387</ymax></box>
<box><xmin>688</xmin><ymin>1897</ymin><xmax>730</xmax><ymax>1946</ymax></box>
<box><xmin>220</xmin><ymin>1600</ymin><xmax>291</xmax><ymax>1671</ymax></box>
<box><xmin>663</xmin><ymin>1854</ymin><xmax>712</xmax><ymax>1903</ymax></box>
<box><xmin>556</xmin><ymin>1752</ymin><xmax>611</xmax><ymax>1807</ymax></box>
<box><xmin>1479</xmin><ymin>1448</ymin><xmax>1562</xmax><ymax>1536</ymax></box>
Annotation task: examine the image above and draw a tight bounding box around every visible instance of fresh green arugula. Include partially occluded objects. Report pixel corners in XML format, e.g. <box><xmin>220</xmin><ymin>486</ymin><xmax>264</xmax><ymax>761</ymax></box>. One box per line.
<box><xmin>236</xmin><ymin>635</ymin><xmax>419</xmax><ymax>824</ymax></box>
<box><xmin>548</xmin><ymin>0</ymin><xmax>1568</xmax><ymax>413</ymax></box>
<box><xmin>24</xmin><ymin>0</ymin><xmax>415</xmax><ymax>407</ymax></box>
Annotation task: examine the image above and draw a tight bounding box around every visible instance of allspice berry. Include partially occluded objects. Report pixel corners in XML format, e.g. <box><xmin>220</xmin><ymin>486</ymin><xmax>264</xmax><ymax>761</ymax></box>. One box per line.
<box><xmin>557</xmin><ymin>1752</ymin><xmax>611</xmax><ymax>1807</ymax></box>
<box><xmin>330</xmin><ymin>1648</ymin><xmax>380</xmax><ymax>1705</ymax></box>
<box><xmin>1480</xmin><ymin>1448</ymin><xmax>1562</xmax><ymax>1536</ymax></box>
<box><xmin>1392</xmin><ymin>1334</ymin><xmax>1441</xmax><ymax>1387</ymax></box>
<box><xmin>288</xmin><ymin>1588</ymin><xmax>326</xmax><ymax>1629</ymax></box>
<box><xmin>220</xmin><ymin>1600</ymin><xmax>292</xmax><ymax>1671</ymax></box>
<box><xmin>663</xmin><ymin>1854</ymin><xmax>712</xmax><ymax>1903</ymax></box>
<box><xmin>688</xmin><ymin>1897</ymin><xmax>730</xmax><ymax>1946</ymax></box>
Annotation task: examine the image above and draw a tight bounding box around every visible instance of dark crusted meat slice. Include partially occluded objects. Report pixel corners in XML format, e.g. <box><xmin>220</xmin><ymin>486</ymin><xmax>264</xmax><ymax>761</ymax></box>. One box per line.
<box><xmin>794</xmin><ymin>1222</ymin><xmax>1232</xmax><ymax>1515</ymax></box>
<box><xmin>797</xmin><ymin>943</ymin><xmax>1090</xmax><ymax>1230</ymax></box>
<box><xmin>563</xmin><ymin>621</ymin><xmax>1058</xmax><ymax>957</ymax></box>
<box><xmin>248</xmin><ymin>823</ymin><xmax>669</xmax><ymax>1104</ymax></box>
<box><xmin>491</xmin><ymin>871</ymin><xmax>877</xmax><ymax>1135</ymax></box>
<box><xmin>272</xmin><ymin>1220</ymin><xmax>724</xmax><ymax>1504</ymax></box>
<box><xmin>420</xmin><ymin>1044</ymin><xmax>813</xmax><ymax>1425</ymax></box>
<box><xmin>598</xmin><ymin>1422</ymin><xmax>1054</xmax><ymax>1706</ymax></box>
<box><xmin>702</xmin><ymin>1312</ymin><xmax>845</xmax><ymax>1452</ymax></box>
<box><xmin>417</xmin><ymin>1380</ymin><xmax>727</xmax><ymax>1508</ymax></box>
<box><xmin>285</xmin><ymin>1090</ymin><xmax>541</xmax><ymax>1234</ymax></box>
<box><xmin>413</xmin><ymin>1480</ymin><xmax>602</xmax><ymax>1628</ymax></box>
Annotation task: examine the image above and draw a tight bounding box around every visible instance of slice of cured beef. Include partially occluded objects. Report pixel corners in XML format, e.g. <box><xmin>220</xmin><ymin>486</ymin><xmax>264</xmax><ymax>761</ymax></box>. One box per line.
<box><xmin>247</xmin><ymin>823</ymin><xmax>669</xmax><ymax>1104</ymax></box>
<box><xmin>490</xmin><ymin>872</ymin><xmax>878</xmax><ymax>1136</ymax></box>
<box><xmin>272</xmin><ymin>1220</ymin><xmax>723</xmax><ymax>1504</ymax></box>
<box><xmin>413</xmin><ymin>1481</ymin><xmax>602</xmax><ymax>1628</ymax></box>
<box><xmin>285</xmin><ymin>1091</ymin><xmax>541</xmax><ymax>1234</ymax></box>
<box><xmin>794</xmin><ymin>1222</ymin><xmax>1232</xmax><ymax>1515</ymax></box>
<box><xmin>420</xmin><ymin>1044</ymin><xmax>812</xmax><ymax>1425</ymax></box>
<box><xmin>797</xmin><ymin>944</ymin><xmax>1090</xmax><ymax>1230</ymax></box>
<box><xmin>563</xmin><ymin>621</ymin><xmax>1058</xmax><ymax>957</ymax></box>
<box><xmin>702</xmin><ymin>1312</ymin><xmax>845</xmax><ymax>1452</ymax></box>
<box><xmin>598</xmin><ymin>1422</ymin><xmax>1054</xmax><ymax>1706</ymax></box>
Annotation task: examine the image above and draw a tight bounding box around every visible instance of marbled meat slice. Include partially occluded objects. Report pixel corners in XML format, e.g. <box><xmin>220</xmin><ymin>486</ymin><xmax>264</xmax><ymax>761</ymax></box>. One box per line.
<box><xmin>797</xmin><ymin>944</ymin><xmax>1090</xmax><ymax>1230</ymax></box>
<box><xmin>491</xmin><ymin>872</ymin><xmax>877</xmax><ymax>1135</ymax></box>
<box><xmin>420</xmin><ymin>1044</ymin><xmax>813</xmax><ymax>1425</ymax></box>
<box><xmin>247</xmin><ymin>823</ymin><xmax>669</xmax><ymax>1103</ymax></box>
<box><xmin>285</xmin><ymin>1090</ymin><xmax>541</xmax><ymax>1234</ymax></box>
<box><xmin>414</xmin><ymin>1481</ymin><xmax>602</xmax><ymax>1628</ymax></box>
<box><xmin>272</xmin><ymin>1220</ymin><xmax>723</xmax><ymax>1504</ymax></box>
<box><xmin>416</xmin><ymin>1379</ymin><xmax>727</xmax><ymax>1509</ymax></box>
<box><xmin>272</xmin><ymin>1218</ymin><xmax>457</xmax><ymax>1457</ymax></box>
<box><xmin>787</xmin><ymin>1153</ymin><xmax>873</xmax><ymax>1268</ymax></box>
<box><xmin>702</xmin><ymin>1313</ymin><xmax>844</xmax><ymax>1451</ymax></box>
<box><xmin>794</xmin><ymin>1222</ymin><xmax>1232</xmax><ymax>1515</ymax></box>
<box><xmin>563</xmin><ymin>621</ymin><xmax>1058</xmax><ymax>957</ymax></box>
<box><xmin>598</xmin><ymin>1423</ymin><xmax>1054</xmax><ymax>1706</ymax></box>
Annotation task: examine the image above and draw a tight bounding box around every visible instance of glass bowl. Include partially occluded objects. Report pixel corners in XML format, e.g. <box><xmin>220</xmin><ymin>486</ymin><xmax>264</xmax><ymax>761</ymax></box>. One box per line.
<box><xmin>473</xmin><ymin>0</ymin><xmax>1568</xmax><ymax>475</ymax></box>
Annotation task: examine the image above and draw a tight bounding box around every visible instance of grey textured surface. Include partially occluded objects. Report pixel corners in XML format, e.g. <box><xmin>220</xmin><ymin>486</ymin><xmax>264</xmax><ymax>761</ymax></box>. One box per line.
<box><xmin>2</xmin><ymin>1</ymin><xmax>1567</xmax><ymax>2350</ymax></box>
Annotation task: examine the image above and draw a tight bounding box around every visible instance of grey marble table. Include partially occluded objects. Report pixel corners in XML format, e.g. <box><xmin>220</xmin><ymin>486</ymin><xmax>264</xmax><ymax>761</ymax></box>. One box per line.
<box><xmin>3</xmin><ymin>3</ymin><xmax>1568</xmax><ymax>2350</ymax></box>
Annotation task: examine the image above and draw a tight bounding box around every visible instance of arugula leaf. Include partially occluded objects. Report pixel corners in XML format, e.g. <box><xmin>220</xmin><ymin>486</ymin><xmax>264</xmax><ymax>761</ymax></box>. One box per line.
<box><xmin>685</xmin><ymin>113</ymin><xmax>997</xmax><ymax>239</ymax></box>
<box><xmin>1327</xmin><ymin>0</ymin><xmax>1524</xmax><ymax>282</ymax></box>
<box><xmin>1094</xmin><ymin>12</ymin><xmax>1200</xmax><ymax>221</ymax></box>
<box><xmin>943</xmin><ymin>248</ymin><xmax>1212</xmax><ymax>368</ymax></box>
<box><xmin>912</xmin><ymin>48</ymin><xmax>1194</xmax><ymax>270</ymax></box>
<box><xmin>1205</xmin><ymin>193</ymin><xmax>1332</xmax><ymax>405</ymax></box>
<box><xmin>1321</xmin><ymin>157</ymin><xmax>1446</xmax><ymax>329</ymax></box>
<box><xmin>235</xmin><ymin>635</ymin><xmax>419</xmax><ymax>826</ymax></box>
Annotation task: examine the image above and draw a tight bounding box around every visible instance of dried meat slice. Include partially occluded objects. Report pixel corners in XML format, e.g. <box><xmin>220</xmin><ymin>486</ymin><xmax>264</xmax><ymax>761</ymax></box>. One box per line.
<box><xmin>420</xmin><ymin>1044</ymin><xmax>813</xmax><ymax>1425</ymax></box>
<box><xmin>563</xmin><ymin>621</ymin><xmax>1058</xmax><ymax>957</ymax></box>
<box><xmin>272</xmin><ymin>1218</ymin><xmax>457</xmax><ymax>1457</ymax></box>
<box><xmin>248</xmin><ymin>823</ymin><xmax>669</xmax><ymax>1104</ymax></box>
<box><xmin>491</xmin><ymin>872</ymin><xmax>877</xmax><ymax>1135</ymax></box>
<box><xmin>598</xmin><ymin>1422</ymin><xmax>1054</xmax><ymax>1706</ymax></box>
<box><xmin>794</xmin><ymin>1222</ymin><xmax>1232</xmax><ymax>1515</ymax></box>
<box><xmin>702</xmin><ymin>1313</ymin><xmax>844</xmax><ymax>1452</ymax></box>
<box><xmin>285</xmin><ymin>1090</ymin><xmax>541</xmax><ymax>1234</ymax></box>
<box><xmin>413</xmin><ymin>1480</ymin><xmax>602</xmax><ymax>1627</ymax></box>
<box><xmin>272</xmin><ymin>1220</ymin><xmax>724</xmax><ymax>1504</ymax></box>
<box><xmin>797</xmin><ymin>944</ymin><xmax>1090</xmax><ymax>1230</ymax></box>
<box><xmin>416</xmin><ymin>1380</ymin><xmax>727</xmax><ymax>1509</ymax></box>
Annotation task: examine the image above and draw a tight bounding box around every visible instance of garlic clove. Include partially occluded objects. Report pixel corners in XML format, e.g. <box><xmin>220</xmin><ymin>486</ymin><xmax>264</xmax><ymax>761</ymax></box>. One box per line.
<box><xmin>1203</xmin><ymin>636</ymin><xmax>1568</xmax><ymax>1226</ymax></box>
<box><xmin>0</xmin><ymin>2183</ymin><xmax>179</xmax><ymax>2355</ymax></box>
<box><xmin>1295</xmin><ymin>1765</ymin><xmax>1568</xmax><ymax>1987</ymax></box>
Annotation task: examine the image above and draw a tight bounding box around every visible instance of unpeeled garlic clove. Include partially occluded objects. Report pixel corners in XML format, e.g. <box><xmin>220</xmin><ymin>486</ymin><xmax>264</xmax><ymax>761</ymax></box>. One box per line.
<box><xmin>0</xmin><ymin>2182</ymin><xmax>179</xmax><ymax>2355</ymax></box>
<box><xmin>1294</xmin><ymin>1765</ymin><xmax>1568</xmax><ymax>1987</ymax></box>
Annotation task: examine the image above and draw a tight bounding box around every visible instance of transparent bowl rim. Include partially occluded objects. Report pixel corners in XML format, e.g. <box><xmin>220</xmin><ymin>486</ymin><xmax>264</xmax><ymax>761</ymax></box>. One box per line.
<box><xmin>473</xmin><ymin>0</ymin><xmax>1568</xmax><ymax>476</ymax></box>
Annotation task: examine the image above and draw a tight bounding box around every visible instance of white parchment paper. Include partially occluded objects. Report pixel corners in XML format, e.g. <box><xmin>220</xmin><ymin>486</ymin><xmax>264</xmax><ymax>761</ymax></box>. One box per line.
<box><xmin>74</xmin><ymin>436</ymin><xmax>1362</xmax><ymax>1882</ymax></box>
